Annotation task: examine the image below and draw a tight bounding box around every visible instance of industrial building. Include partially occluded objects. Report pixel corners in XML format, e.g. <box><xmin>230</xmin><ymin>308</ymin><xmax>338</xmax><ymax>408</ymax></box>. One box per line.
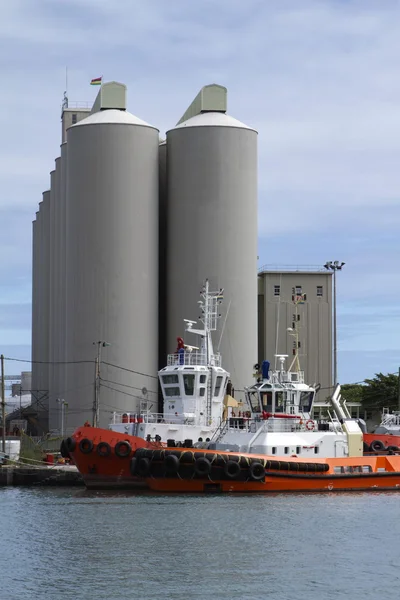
<box><xmin>257</xmin><ymin>267</ymin><xmax>333</xmax><ymax>398</ymax></box>
<box><xmin>31</xmin><ymin>81</ymin><xmax>258</xmax><ymax>433</ymax></box>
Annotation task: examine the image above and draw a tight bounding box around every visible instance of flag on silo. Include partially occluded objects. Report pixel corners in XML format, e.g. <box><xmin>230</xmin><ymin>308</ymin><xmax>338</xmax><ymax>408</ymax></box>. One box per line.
<box><xmin>90</xmin><ymin>76</ymin><xmax>102</xmax><ymax>85</ymax></box>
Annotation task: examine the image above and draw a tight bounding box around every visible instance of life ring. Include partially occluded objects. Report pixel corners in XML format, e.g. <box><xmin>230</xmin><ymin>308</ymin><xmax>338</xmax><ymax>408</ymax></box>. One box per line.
<box><xmin>305</xmin><ymin>419</ymin><xmax>315</xmax><ymax>431</ymax></box>
<box><xmin>194</xmin><ymin>457</ymin><xmax>212</xmax><ymax>477</ymax></box>
<box><xmin>224</xmin><ymin>460</ymin><xmax>241</xmax><ymax>480</ymax></box>
<box><xmin>115</xmin><ymin>441</ymin><xmax>132</xmax><ymax>458</ymax></box>
<box><xmin>97</xmin><ymin>442</ymin><xmax>111</xmax><ymax>457</ymax></box>
<box><xmin>79</xmin><ymin>438</ymin><xmax>93</xmax><ymax>454</ymax></box>
<box><xmin>164</xmin><ymin>454</ymin><xmax>180</xmax><ymax>474</ymax></box>
<box><xmin>370</xmin><ymin>440</ymin><xmax>385</xmax><ymax>452</ymax></box>
<box><xmin>249</xmin><ymin>461</ymin><xmax>265</xmax><ymax>481</ymax></box>
<box><xmin>65</xmin><ymin>437</ymin><xmax>76</xmax><ymax>452</ymax></box>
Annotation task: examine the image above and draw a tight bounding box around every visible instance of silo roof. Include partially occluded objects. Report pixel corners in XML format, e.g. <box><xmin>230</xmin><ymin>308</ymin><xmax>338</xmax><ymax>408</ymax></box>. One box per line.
<box><xmin>169</xmin><ymin>111</ymin><xmax>257</xmax><ymax>133</ymax></box>
<box><xmin>70</xmin><ymin>108</ymin><xmax>158</xmax><ymax>131</ymax></box>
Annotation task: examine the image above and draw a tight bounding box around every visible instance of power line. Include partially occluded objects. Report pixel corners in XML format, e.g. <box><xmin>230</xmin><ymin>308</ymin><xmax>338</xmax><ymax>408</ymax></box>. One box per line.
<box><xmin>99</xmin><ymin>377</ymin><xmax>158</xmax><ymax>395</ymax></box>
<box><xmin>4</xmin><ymin>357</ymin><xmax>95</xmax><ymax>365</ymax></box>
<box><xmin>102</xmin><ymin>361</ymin><xmax>158</xmax><ymax>379</ymax></box>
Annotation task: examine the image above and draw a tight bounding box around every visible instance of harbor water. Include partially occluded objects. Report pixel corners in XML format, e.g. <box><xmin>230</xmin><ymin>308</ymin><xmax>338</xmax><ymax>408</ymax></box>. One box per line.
<box><xmin>2</xmin><ymin>488</ymin><xmax>399</xmax><ymax>600</ymax></box>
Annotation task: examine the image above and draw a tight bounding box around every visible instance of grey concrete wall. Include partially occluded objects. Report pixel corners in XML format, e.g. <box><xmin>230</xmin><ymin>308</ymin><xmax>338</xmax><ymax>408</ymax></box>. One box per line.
<box><xmin>258</xmin><ymin>271</ymin><xmax>333</xmax><ymax>398</ymax></box>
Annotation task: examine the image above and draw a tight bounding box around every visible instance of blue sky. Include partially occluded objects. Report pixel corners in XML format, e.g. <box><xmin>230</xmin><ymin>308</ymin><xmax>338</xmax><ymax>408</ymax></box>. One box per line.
<box><xmin>1</xmin><ymin>0</ymin><xmax>400</xmax><ymax>384</ymax></box>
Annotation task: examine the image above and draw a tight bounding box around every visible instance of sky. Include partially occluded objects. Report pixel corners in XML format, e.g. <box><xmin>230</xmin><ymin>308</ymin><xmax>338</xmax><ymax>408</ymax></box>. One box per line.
<box><xmin>1</xmin><ymin>0</ymin><xmax>400</xmax><ymax>385</ymax></box>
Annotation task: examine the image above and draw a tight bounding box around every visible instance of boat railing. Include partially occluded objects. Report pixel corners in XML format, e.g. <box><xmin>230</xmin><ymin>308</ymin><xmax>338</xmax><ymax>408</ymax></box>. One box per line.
<box><xmin>111</xmin><ymin>411</ymin><xmax>219</xmax><ymax>426</ymax></box>
<box><xmin>226</xmin><ymin>416</ymin><xmax>339</xmax><ymax>434</ymax></box>
<box><xmin>166</xmin><ymin>351</ymin><xmax>221</xmax><ymax>367</ymax></box>
<box><xmin>381</xmin><ymin>413</ymin><xmax>400</xmax><ymax>427</ymax></box>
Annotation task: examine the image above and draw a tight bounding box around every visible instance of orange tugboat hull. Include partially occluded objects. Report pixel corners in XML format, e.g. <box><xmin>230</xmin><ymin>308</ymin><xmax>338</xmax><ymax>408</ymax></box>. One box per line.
<box><xmin>133</xmin><ymin>448</ymin><xmax>400</xmax><ymax>494</ymax></box>
<box><xmin>65</xmin><ymin>426</ymin><xmax>163</xmax><ymax>489</ymax></box>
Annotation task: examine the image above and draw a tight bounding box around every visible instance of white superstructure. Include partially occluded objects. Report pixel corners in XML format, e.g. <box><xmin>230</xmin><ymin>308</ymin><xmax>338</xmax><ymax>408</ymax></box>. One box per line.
<box><xmin>210</xmin><ymin>362</ymin><xmax>363</xmax><ymax>458</ymax></box>
<box><xmin>110</xmin><ymin>280</ymin><xmax>230</xmax><ymax>444</ymax></box>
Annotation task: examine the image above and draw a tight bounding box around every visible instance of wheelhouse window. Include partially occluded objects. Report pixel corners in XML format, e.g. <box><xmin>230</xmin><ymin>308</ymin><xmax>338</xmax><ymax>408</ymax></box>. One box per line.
<box><xmin>163</xmin><ymin>374</ymin><xmax>179</xmax><ymax>384</ymax></box>
<box><xmin>295</xmin><ymin>286</ymin><xmax>302</xmax><ymax>295</ymax></box>
<box><xmin>199</xmin><ymin>388</ymin><xmax>205</xmax><ymax>397</ymax></box>
<box><xmin>165</xmin><ymin>387</ymin><xmax>180</xmax><ymax>397</ymax></box>
<box><xmin>183</xmin><ymin>374</ymin><xmax>195</xmax><ymax>396</ymax></box>
<box><xmin>214</xmin><ymin>376</ymin><xmax>224</xmax><ymax>396</ymax></box>
<box><xmin>200</xmin><ymin>374</ymin><xmax>207</xmax><ymax>384</ymax></box>
<box><xmin>275</xmin><ymin>391</ymin><xmax>285</xmax><ymax>412</ymax></box>
<box><xmin>317</xmin><ymin>285</ymin><xmax>323</xmax><ymax>297</ymax></box>
<box><xmin>274</xmin><ymin>285</ymin><xmax>280</xmax><ymax>296</ymax></box>
<box><xmin>72</xmin><ymin>113</ymin><xmax>77</xmax><ymax>124</ymax></box>
<box><xmin>300</xmin><ymin>391</ymin><xmax>314</xmax><ymax>413</ymax></box>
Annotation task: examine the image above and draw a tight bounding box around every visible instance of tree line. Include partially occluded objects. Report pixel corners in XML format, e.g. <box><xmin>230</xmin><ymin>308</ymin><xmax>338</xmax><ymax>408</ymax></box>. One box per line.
<box><xmin>341</xmin><ymin>372</ymin><xmax>400</xmax><ymax>412</ymax></box>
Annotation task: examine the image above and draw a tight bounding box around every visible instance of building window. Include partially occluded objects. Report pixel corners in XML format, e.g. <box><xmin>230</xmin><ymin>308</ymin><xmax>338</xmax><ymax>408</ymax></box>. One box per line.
<box><xmin>274</xmin><ymin>285</ymin><xmax>280</xmax><ymax>296</ymax></box>
<box><xmin>72</xmin><ymin>113</ymin><xmax>77</xmax><ymax>124</ymax></box>
<box><xmin>317</xmin><ymin>286</ymin><xmax>323</xmax><ymax>297</ymax></box>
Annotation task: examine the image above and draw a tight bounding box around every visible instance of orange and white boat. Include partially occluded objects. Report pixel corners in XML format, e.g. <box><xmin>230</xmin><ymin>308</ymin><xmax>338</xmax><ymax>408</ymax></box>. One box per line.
<box><xmin>132</xmin><ymin>446</ymin><xmax>400</xmax><ymax>494</ymax></box>
<box><xmin>63</xmin><ymin>280</ymin><xmax>399</xmax><ymax>492</ymax></box>
<box><xmin>363</xmin><ymin>409</ymin><xmax>400</xmax><ymax>453</ymax></box>
<box><xmin>62</xmin><ymin>280</ymin><xmax>231</xmax><ymax>488</ymax></box>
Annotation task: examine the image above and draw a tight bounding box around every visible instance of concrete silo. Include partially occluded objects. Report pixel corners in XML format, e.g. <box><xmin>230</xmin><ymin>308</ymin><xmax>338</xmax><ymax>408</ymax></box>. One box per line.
<box><xmin>158</xmin><ymin>140</ymin><xmax>167</xmax><ymax>388</ymax></box>
<box><xmin>49</xmin><ymin>164</ymin><xmax>60</xmax><ymax>426</ymax></box>
<box><xmin>65</xmin><ymin>108</ymin><xmax>159</xmax><ymax>429</ymax></box>
<box><xmin>31</xmin><ymin>214</ymin><xmax>39</xmax><ymax>397</ymax></box>
<box><xmin>37</xmin><ymin>190</ymin><xmax>50</xmax><ymax>432</ymax></box>
<box><xmin>166</xmin><ymin>100</ymin><xmax>258</xmax><ymax>399</ymax></box>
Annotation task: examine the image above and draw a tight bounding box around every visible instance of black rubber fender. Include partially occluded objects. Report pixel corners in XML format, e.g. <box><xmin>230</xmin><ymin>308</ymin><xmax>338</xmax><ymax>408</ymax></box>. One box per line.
<box><xmin>79</xmin><ymin>438</ymin><xmax>93</xmax><ymax>454</ymax></box>
<box><xmin>136</xmin><ymin>457</ymin><xmax>151</xmax><ymax>476</ymax></box>
<box><xmin>115</xmin><ymin>441</ymin><xmax>132</xmax><ymax>458</ymax></box>
<box><xmin>130</xmin><ymin>457</ymin><xmax>138</xmax><ymax>476</ymax></box>
<box><xmin>363</xmin><ymin>441</ymin><xmax>370</xmax><ymax>453</ymax></box>
<box><xmin>97</xmin><ymin>442</ymin><xmax>111</xmax><ymax>457</ymax></box>
<box><xmin>370</xmin><ymin>440</ymin><xmax>385</xmax><ymax>452</ymax></box>
<box><xmin>65</xmin><ymin>437</ymin><xmax>76</xmax><ymax>452</ymax></box>
<box><xmin>387</xmin><ymin>445</ymin><xmax>399</xmax><ymax>452</ymax></box>
<box><xmin>194</xmin><ymin>457</ymin><xmax>212</xmax><ymax>477</ymax></box>
<box><xmin>224</xmin><ymin>460</ymin><xmax>241</xmax><ymax>479</ymax></box>
<box><xmin>249</xmin><ymin>461</ymin><xmax>265</xmax><ymax>481</ymax></box>
<box><xmin>164</xmin><ymin>453</ymin><xmax>180</xmax><ymax>474</ymax></box>
<box><xmin>60</xmin><ymin>440</ymin><xmax>70</xmax><ymax>459</ymax></box>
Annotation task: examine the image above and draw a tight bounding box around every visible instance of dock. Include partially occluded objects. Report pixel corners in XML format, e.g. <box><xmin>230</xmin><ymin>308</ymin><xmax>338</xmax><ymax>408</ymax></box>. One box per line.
<box><xmin>0</xmin><ymin>464</ymin><xmax>84</xmax><ymax>487</ymax></box>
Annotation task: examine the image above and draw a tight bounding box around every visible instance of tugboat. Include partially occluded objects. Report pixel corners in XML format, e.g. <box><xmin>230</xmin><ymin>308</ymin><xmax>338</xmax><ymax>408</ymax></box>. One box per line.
<box><xmin>364</xmin><ymin>409</ymin><xmax>400</xmax><ymax>453</ymax></box>
<box><xmin>61</xmin><ymin>280</ymin><xmax>232</xmax><ymax>488</ymax></box>
<box><xmin>134</xmin><ymin>383</ymin><xmax>400</xmax><ymax>494</ymax></box>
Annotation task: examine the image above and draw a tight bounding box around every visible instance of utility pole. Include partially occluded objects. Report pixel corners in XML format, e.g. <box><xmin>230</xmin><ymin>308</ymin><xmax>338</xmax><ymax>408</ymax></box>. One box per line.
<box><xmin>92</xmin><ymin>341</ymin><xmax>110</xmax><ymax>427</ymax></box>
<box><xmin>56</xmin><ymin>398</ymin><xmax>67</xmax><ymax>437</ymax></box>
<box><xmin>1</xmin><ymin>354</ymin><xmax>5</xmax><ymax>453</ymax></box>
<box><xmin>324</xmin><ymin>261</ymin><xmax>345</xmax><ymax>387</ymax></box>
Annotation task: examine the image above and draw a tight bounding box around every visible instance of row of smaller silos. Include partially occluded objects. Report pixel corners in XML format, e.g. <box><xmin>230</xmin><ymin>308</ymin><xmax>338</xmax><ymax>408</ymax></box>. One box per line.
<box><xmin>32</xmin><ymin>84</ymin><xmax>258</xmax><ymax>432</ymax></box>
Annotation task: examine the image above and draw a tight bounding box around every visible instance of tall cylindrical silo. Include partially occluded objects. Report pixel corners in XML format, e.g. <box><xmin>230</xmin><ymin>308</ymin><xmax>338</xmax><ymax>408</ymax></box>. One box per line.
<box><xmin>48</xmin><ymin>167</ymin><xmax>58</xmax><ymax>429</ymax></box>
<box><xmin>158</xmin><ymin>140</ymin><xmax>167</xmax><ymax>405</ymax></box>
<box><xmin>166</xmin><ymin>112</ymin><xmax>258</xmax><ymax>400</ymax></box>
<box><xmin>58</xmin><ymin>142</ymin><xmax>68</xmax><ymax>426</ymax></box>
<box><xmin>31</xmin><ymin>215</ymin><xmax>39</xmax><ymax>397</ymax></box>
<box><xmin>65</xmin><ymin>109</ymin><xmax>159</xmax><ymax>430</ymax></box>
<box><xmin>38</xmin><ymin>190</ymin><xmax>50</xmax><ymax>432</ymax></box>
